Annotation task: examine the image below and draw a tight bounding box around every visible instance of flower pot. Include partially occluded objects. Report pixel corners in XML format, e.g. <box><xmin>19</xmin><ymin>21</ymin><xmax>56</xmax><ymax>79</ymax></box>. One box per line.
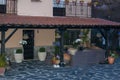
<box><xmin>64</xmin><ymin>53</ymin><xmax>71</xmax><ymax>64</ymax></box>
<box><xmin>68</xmin><ymin>48</ymin><xmax>77</xmax><ymax>55</ymax></box>
<box><xmin>108</xmin><ymin>57</ymin><xmax>115</xmax><ymax>64</ymax></box>
<box><xmin>0</xmin><ymin>67</ymin><xmax>6</xmax><ymax>76</ymax></box>
<box><xmin>38</xmin><ymin>52</ymin><xmax>47</xmax><ymax>61</ymax></box>
<box><xmin>14</xmin><ymin>53</ymin><xmax>23</xmax><ymax>63</ymax></box>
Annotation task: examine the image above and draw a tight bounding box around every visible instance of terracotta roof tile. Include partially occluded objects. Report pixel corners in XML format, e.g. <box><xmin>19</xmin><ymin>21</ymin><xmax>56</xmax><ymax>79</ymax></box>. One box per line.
<box><xmin>0</xmin><ymin>14</ymin><xmax>120</xmax><ymax>26</ymax></box>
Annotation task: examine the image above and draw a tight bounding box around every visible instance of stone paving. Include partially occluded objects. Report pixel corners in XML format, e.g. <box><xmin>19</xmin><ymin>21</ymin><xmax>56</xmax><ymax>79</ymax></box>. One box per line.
<box><xmin>0</xmin><ymin>58</ymin><xmax>120</xmax><ymax>80</ymax></box>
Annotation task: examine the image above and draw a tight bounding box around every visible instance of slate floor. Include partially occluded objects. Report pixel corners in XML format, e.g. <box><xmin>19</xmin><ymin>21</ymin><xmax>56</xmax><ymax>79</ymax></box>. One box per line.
<box><xmin>1</xmin><ymin>58</ymin><xmax>120</xmax><ymax>80</ymax></box>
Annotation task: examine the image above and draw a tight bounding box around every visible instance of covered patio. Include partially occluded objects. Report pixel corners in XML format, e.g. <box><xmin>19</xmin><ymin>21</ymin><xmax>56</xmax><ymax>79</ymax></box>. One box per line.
<box><xmin>0</xmin><ymin>14</ymin><xmax>120</xmax><ymax>65</ymax></box>
<box><xmin>0</xmin><ymin>14</ymin><xmax>120</xmax><ymax>79</ymax></box>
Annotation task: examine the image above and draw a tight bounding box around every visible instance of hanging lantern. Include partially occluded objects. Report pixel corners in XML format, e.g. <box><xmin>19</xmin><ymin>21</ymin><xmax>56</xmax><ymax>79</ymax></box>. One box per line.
<box><xmin>56</xmin><ymin>0</ymin><xmax>60</xmax><ymax>4</ymax></box>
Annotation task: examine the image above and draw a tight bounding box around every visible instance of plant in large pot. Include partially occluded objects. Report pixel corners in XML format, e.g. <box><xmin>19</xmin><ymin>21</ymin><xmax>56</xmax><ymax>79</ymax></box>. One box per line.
<box><xmin>81</xmin><ymin>29</ymin><xmax>90</xmax><ymax>48</ymax></box>
<box><xmin>0</xmin><ymin>54</ymin><xmax>7</xmax><ymax>76</ymax></box>
<box><xmin>38</xmin><ymin>47</ymin><xmax>47</xmax><ymax>61</ymax></box>
<box><xmin>108</xmin><ymin>50</ymin><xmax>119</xmax><ymax>64</ymax></box>
<box><xmin>68</xmin><ymin>39</ymin><xmax>82</xmax><ymax>55</ymax></box>
<box><xmin>52</xmin><ymin>46</ymin><xmax>60</xmax><ymax>64</ymax></box>
<box><xmin>14</xmin><ymin>48</ymin><xmax>23</xmax><ymax>63</ymax></box>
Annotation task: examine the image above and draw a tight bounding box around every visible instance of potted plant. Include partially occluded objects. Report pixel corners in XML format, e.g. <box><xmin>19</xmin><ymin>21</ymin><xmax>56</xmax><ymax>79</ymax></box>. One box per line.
<box><xmin>108</xmin><ymin>50</ymin><xmax>119</xmax><ymax>64</ymax></box>
<box><xmin>68</xmin><ymin>39</ymin><xmax>82</xmax><ymax>55</ymax></box>
<box><xmin>51</xmin><ymin>46</ymin><xmax>61</xmax><ymax>68</ymax></box>
<box><xmin>14</xmin><ymin>48</ymin><xmax>23</xmax><ymax>63</ymax></box>
<box><xmin>81</xmin><ymin>29</ymin><xmax>90</xmax><ymax>48</ymax></box>
<box><xmin>0</xmin><ymin>54</ymin><xmax>7</xmax><ymax>76</ymax></box>
<box><xmin>38</xmin><ymin>47</ymin><xmax>47</xmax><ymax>61</ymax></box>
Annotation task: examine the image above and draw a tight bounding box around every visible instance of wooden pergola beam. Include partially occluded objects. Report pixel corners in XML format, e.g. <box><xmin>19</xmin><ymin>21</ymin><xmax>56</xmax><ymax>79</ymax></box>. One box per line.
<box><xmin>0</xmin><ymin>24</ymin><xmax>120</xmax><ymax>64</ymax></box>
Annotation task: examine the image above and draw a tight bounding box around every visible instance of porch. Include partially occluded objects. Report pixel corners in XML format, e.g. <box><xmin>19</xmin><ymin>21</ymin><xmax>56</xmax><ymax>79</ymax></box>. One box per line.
<box><xmin>0</xmin><ymin>57</ymin><xmax>120</xmax><ymax>80</ymax></box>
<box><xmin>0</xmin><ymin>14</ymin><xmax>120</xmax><ymax>66</ymax></box>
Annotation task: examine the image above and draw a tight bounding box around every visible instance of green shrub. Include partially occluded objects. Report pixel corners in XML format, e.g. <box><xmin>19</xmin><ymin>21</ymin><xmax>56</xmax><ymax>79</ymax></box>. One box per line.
<box><xmin>0</xmin><ymin>54</ymin><xmax>7</xmax><ymax>67</ymax></box>
<box><xmin>109</xmin><ymin>51</ymin><xmax>119</xmax><ymax>58</ymax></box>
<box><xmin>54</xmin><ymin>46</ymin><xmax>60</xmax><ymax>55</ymax></box>
<box><xmin>39</xmin><ymin>47</ymin><xmax>45</xmax><ymax>52</ymax></box>
<box><xmin>16</xmin><ymin>49</ymin><xmax>23</xmax><ymax>53</ymax></box>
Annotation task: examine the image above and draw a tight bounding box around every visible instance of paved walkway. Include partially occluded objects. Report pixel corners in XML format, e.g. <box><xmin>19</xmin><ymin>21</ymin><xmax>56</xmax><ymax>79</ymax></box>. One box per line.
<box><xmin>1</xmin><ymin>58</ymin><xmax>120</xmax><ymax>80</ymax></box>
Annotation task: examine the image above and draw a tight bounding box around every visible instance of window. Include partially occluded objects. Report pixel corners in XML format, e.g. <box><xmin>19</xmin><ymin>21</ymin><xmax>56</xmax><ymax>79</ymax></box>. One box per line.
<box><xmin>0</xmin><ymin>0</ymin><xmax>6</xmax><ymax>13</ymax></box>
<box><xmin>53</xmin><ymin>0</ymin><xmax>65</xmax><ymax>16</ymax></box>
<box><xmin>64</xmin><ymin>30</ymin><xmax>81</xmax><ymax>45</ymax></box>
<box><xmin>53</xmin><ymin>0</ymin><xmax>65</xmax><ymax>8</ymax></box>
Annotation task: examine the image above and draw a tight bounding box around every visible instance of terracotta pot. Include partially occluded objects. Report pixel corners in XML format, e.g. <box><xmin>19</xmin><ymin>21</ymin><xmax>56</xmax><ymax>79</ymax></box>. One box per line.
<box><xmin>64</xmin><ymin>53</ymin><xmax>71</xmax><ymax>61</ymax></box>
<box><xmin>52</xmin><ymin>56</ymin><xmax>60</xmax><ymax>65</ymax></box>
<box><xmin>64</xmin><ymin>53</ymin><xmax>71</xmax><ymax>64</ymax></box>
<box><xmin>55</xmin><ymin>60</ymin><xmax>60</xmax><ymax>65</ymax></box>
<box><xmin>108</xmin><ymin>57</ymin><xmax>115</xmax><ymax>64</ymax></box>
<box><xmin>0</xmin><ymin>67</ymin><xmax>5</xmax><ymax>76</ymax></box>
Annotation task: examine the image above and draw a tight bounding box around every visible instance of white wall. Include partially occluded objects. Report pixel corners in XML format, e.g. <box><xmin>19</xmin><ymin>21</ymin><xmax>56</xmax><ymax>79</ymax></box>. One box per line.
<box><xmin>17</xmin><ymin>0</ymin><xmax>53</xmax><ymax>17</ymax></box>
<box><xmin>35</xmin><ymin>29</ymin><xmax>55</xmax><ymax>46</ymax></box>
<box><xmin>5</xmin><ymin>29</ymin><xmax>23</xmax><ymax>48</ymax></box>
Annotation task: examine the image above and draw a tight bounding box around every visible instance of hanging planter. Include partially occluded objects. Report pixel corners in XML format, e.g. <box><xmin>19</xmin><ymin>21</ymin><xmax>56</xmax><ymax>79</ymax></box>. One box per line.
<box><xmin>19</xmin><ymin>40</ymin><xmax>27</xmax><ymax>45</ymax></box>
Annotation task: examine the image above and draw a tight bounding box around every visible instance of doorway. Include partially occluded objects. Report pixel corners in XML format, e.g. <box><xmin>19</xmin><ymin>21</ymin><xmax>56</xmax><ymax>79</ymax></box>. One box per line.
<box><xmin>23</xmin><ymin>30</ymin><xmax>34</xmax><ymax>60</ymax></box>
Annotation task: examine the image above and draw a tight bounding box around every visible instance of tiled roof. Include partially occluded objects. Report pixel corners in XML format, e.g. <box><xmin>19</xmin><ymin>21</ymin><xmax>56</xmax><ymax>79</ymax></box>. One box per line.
<box><xmin>0</xmin><ymin>14</ymin><xmax>120</xmax><ymax>26</ymax></box>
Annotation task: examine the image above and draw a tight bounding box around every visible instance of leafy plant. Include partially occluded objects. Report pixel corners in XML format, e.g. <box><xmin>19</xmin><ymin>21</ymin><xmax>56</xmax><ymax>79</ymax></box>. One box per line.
<box><xmin>16</xmin><ymin>49</ymin><xmax>23</xmax><ymax>53</ymax></box>
<box><xmin>54</xmin><ymin>46</ymin><xmax>60</xmax><ymax>55</ymax></box>
<box><xmin>53</xmin><ymin>41</ymin><xmax>60</xmax><ymax>55</ymax></box>
<box><xmin>72</xmin><ymin>39</ymin><xmax>82</xmax><ymax>48</ymax></box>
<box><xmin>109</xmin><ymin>51</ymin><xmax>119</xmax><ymax>58</ymax></box>
<box><xmin>64</xmin><ymin>32</ymin><xmax>69</xmax><ymax>40</ymax></box>
<box><xmin>39</xmin><ymin>47</ymin><xmax>46</xmax><ymax>52</ymax></box>
<box><xmin>82</xmin><ymin>29</ymin><xmax>90</xmax><ymax>43</ymax></box>
<box><xmin>0</xmin><ymin>54</ymin><xmax>7</xmax><ymax>67</ymax></box>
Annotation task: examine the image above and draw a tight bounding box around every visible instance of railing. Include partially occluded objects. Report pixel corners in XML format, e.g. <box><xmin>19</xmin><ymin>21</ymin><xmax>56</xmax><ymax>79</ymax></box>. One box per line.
<box><xmin>53</xmin><ymin>0</ymin><xmax>91</xmax><ymax>17</ymax></box>
<box><xmin>6</xmin><ymin>0</ymin><xmax>17</xmax><ymax>14</ymax></box>
<box><xmin>66</xmin><ymin>2</ymin><xmax>91</xmax><ymax>17</ymax></box>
